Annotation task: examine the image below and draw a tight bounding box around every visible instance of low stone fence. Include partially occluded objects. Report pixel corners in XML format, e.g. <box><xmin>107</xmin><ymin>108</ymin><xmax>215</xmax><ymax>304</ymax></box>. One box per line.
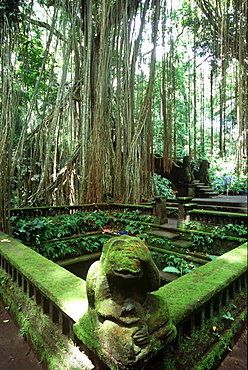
<box><xmin>10</xmin><ymin>203</ymin><xmax>155</xmax><ymax>219</ymax></box>
<box><xmin>159</xmin><ymin>243</ymin><xmax>247</xmax><ymax>363</ymax></box>
<box><xmin>188</xmin><ymin>209</ymin><xmax>247</xmax><ymax>226</ymax></box>
<box><xmin>9</xmin><ymin>196</ymin><xmax>168</xmax><ymax>225</ymax></box>
<box><xmin>0</xmin><ymin>232</ymin><xmax>87</xmax><ymax>337</ymax></box>
<box><xmin>0</xmin><ymin>231</ymin><xmax>247</xmax><ymax>369</ymax></box>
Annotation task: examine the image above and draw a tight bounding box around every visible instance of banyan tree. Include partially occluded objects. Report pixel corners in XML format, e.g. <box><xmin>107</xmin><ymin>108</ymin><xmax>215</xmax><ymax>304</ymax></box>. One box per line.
<box><xmin>0</xmin><ymin>0</ymin><xmax>247</xmax><ymax>232</ymax></box>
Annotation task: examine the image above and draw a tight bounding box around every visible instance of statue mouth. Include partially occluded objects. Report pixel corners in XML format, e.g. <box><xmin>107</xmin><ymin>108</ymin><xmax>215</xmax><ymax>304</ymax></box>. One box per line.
<box><xmin>114</xmin><ymin>268</ymin><xmax>141</xmax><ymax>279</ymax></box>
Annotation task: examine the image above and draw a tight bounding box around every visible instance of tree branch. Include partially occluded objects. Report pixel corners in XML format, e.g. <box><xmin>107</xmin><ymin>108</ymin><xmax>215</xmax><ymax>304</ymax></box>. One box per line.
<box><xmin>22</xmin><ymin>14</ymin><xmax>66</xmax><ymax>42</ymax></box>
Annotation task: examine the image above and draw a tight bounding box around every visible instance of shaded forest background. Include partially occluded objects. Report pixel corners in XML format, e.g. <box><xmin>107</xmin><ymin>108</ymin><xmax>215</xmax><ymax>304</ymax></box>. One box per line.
<box><xmin>0</xmin><ymin>0</ymin><xmax>247</xmax><ymax>232</ymax></box>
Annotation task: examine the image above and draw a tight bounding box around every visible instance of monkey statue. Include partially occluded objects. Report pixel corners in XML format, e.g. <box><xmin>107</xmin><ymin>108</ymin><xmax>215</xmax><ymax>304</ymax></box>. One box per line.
<box><xmin>74</xmin><ymin>235</ymin><xmax>176</xmax><ymax>370</ymax></box>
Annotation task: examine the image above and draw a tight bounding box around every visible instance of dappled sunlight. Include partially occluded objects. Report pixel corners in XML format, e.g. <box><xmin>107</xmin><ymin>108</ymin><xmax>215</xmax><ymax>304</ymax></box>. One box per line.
<box><xmin>63</xmin><ymin>298</ymin><xmax>88</xmax><ymax>322</ymax></box>
<box><xmin>220</xmin><ymin>253</ymin><xmax>246</xmax><ymax>264</ymax></box>
<box><xmin>218</xmin><ymin>243</ymin><xmax>247</xmax><ymax>265</ymax></box>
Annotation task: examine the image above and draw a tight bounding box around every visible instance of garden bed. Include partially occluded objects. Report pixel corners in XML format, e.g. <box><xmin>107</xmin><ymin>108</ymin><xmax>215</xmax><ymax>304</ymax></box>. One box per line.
<box><xmin>9</xmin><ymin>210</ymin><xmax>247</xmax><ymax>284</ymax></box>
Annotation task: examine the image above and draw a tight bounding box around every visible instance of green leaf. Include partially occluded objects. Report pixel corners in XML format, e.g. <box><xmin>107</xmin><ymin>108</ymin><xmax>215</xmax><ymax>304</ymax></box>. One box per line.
<box><xmin>222</xmin><ymin>312</ymin><xmax>234</xmax><ymax>320</ymax></box>
<box><xmin>162</xmin><ymin>266</ymin><xmax>181</xmax><ymax>275</ymax></box>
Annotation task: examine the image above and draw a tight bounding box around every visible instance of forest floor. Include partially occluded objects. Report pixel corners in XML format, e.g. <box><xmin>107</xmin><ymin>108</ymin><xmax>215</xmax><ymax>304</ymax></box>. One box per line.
<box><xmin>0</xmin><ymin>297</ymin><xmax>42</xmax><ymax>370</ymax></box>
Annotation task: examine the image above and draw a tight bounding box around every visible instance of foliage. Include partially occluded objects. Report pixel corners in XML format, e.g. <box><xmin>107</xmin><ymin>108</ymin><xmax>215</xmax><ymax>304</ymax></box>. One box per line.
<box><xmin>11</xmin><ymin>211</ymin><xmax>114</xmax><ymax>243</ymax></box>
<box><xmin>191</xmin><ymin>233</ymin><xmax>214</xmax><ymax>253</ymax></box>
<box><xmin>184</xmin><ymin>221</ymin><xmax>247</xmax><ymax>254</ymax></box>
<box><xmin>111</xmin><ymin>210</ymin><xmax>153</xmax><ymax>234</ymax></box>
<box><xmin>167</xmin><ymin>208</ymin><xmax>178</xmax><ymax>217</ymax></box>
<box><xmin>229</xmin><ymin>175</ymin><xmax>247</xmax><ymax>194</ymax></box>
<box><xmin>222</xmin><ymin>224</ymin><xmax>247</xmax><ymax>237</ymax></box>
<box><xmin>12</xmin><ymin>217</ymin><xmax>52</xmax><ymax>244</ymax></box>
<box><xmin>161</xmin><ymin>254</ymin><xmax>194</xmax><ymax>276</ymax></box>
<box><xmin>186</xmin><ymin>221</ymin><xmax>247</xmax><ymax>239</ymax></box>
<box><xmin>222</xmin><ymin>312</ymin><xmax>234</xmax><ymax>321</ymax></box>
<box><xmin>0</xmin><ymin>275</ymin><xmax>9</xmax><ymax>285</ymax></box>
<box><xmin>154</xmin><ymin>174</ymin><xmax>175</xmax><ymax>198</ymax></box>
<box><xmin>149</xmin><ymin>236</ymin><xmax>169</xmax><ymax>248</ymax></box>
<box><xmin>11</xmin><ymin>209</ymin><xmax>154</xmax><ymax>260</ymax></box>
<box><xmin>32</xmin><ymin>235</ymin><xmax>108</xmax><ymax>261</ymax></box>
<box><xmin>211</xmin><ymin>172</ymin><xmax>247</xmax><ymax>194</ymax></box>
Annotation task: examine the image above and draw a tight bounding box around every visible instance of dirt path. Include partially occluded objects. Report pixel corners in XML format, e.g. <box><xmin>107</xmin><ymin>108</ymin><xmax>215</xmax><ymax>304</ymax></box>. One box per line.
<box><xmin>0</xmin><ymin>297</ymin><xmax>41</xmax><ymax>370</ymax></box>
<box><xmin>216</xmin><ymin>329</ymin><xmax>247</xmax><ymax>370</ymax></box>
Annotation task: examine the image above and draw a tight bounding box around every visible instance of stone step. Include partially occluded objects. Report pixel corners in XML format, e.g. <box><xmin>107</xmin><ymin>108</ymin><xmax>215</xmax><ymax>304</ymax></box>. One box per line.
<box><xmin>195</xmin><ymin>191</ymin><xmax>219</xmax><ymax>198</ymax></box>
<box><xmin>147</xmin><ymin>230</ymin><xmax>180</xmax><ymax>240</ymax></box>
<box><xmin>171</xmin><ymin>240</ymin><xmax>192</xmax><ymax>249</ymax></box>
<box><xmin>196</xmin><ymin>187</ymin><xmax>216</xmax><ymax>192</ymax></box>
<box><xmin>197</xmin><ymin>185</ymin><xmax>211</xmax><ymax>189</ymax></box>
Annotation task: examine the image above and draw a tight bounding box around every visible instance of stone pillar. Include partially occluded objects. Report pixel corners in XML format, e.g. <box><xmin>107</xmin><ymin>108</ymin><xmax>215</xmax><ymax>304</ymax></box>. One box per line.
<box><xmin>154</xmin><ymin>196</ymin><xmax>167</xmax><ymax>224</ymax></box>
<box><xmin>177</xmin><ymin>197</ymin><xmax>192</xmax><ymax>228</ymax></box>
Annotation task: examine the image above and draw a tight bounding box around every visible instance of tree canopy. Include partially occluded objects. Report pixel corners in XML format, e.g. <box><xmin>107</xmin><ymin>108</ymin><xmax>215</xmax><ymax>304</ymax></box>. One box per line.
<box><xmin>0</xmin><ymin>0</ymin><xmax>247</xmax><ymax>232</ymax></box>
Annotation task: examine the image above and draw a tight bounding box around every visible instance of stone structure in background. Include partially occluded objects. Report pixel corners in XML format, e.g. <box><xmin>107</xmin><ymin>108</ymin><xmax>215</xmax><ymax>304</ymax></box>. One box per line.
<box><xmin>74</xmin><ymin>235</ymin><xmax>176</xmax><ymax>370</ymax></box>
<box><xmin>197</xmin><ymin>159</ymin><xmax>211</xmax><ymax>186</ymax></box>
<box><xmin>154</xmin><ymin>196</ymin><xmax>168</xmax><ymax>224</ymax></box>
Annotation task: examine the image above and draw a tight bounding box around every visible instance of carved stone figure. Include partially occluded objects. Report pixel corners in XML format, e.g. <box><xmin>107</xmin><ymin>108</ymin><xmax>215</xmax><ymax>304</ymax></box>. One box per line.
<box><xmin>179</xmin><ymin>155</ymin><xmax>194</xmax><ymax>184</ymax></box>
<box><xmin>74</xmin><ymin>235</ymin><xmax>176</xmax><ymax>370</ymax></box>
<box><xmin>198</xmin><ymin>159</ymin><xmax>211</xmax><ymax>186</ymax></box>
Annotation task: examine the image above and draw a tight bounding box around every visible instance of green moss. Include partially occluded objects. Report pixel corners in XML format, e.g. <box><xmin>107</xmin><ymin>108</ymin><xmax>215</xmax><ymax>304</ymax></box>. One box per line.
<box><xmin>188</xmin><ymin>209</ymin><xmax>247</xmax><ymax>218</ymax></box>
<box><xmin>157</xmin><ymin>243</ymin><xmax>247</xmax><ymax>324</ymax></box>
<box><xmin>177</xmin><ymin>197</ymin><xmax>193</xmax><ymax>201</ymax></box>
<box><xmin>0</xmin><ymin>232</ymin><xmax>87</xmax><ymax>321</ymax></box>
<box><xmin>0</xmin><ymin>269</ymin><xmax>90</xmax><ymax>370</ymax></box>
<box><xmin>74</xmin><ymin>312</ymin><xmax>100</xmax><ymax>350</ymax></box>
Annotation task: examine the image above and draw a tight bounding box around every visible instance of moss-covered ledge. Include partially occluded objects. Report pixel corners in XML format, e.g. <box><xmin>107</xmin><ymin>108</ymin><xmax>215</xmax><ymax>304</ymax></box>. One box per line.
<box><xmin>188</xmin><ymin>209</ymin><xmax>247</xmax><ymax>221</ymax></box>
<box><xmin>158</xmin><ymin>242</ymin><xmax>247</xmax><ymax>324</ymax></box>
<box><xmin>0</xmin><ymin>231</ymin><xmax>87</xmax><ymax>322</ymax></box>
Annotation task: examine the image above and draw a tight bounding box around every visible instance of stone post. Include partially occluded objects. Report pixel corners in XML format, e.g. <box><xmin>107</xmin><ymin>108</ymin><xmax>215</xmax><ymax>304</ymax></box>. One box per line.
<box><xmin>153</xmin><ymin>196</ymin><xmax>167</xmax><ymax>224</ymax></box>
<box><xmin>177</xmin><ymin>197</ymin><xmax>193</xmax><ymax>228</ymax></box>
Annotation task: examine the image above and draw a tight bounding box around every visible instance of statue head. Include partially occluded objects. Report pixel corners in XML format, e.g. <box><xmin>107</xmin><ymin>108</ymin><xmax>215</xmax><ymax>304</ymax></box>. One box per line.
<box><xmin>100</xmin><ymin>235</ymin><xmax>158</xmax><ymax>289</ymax></box>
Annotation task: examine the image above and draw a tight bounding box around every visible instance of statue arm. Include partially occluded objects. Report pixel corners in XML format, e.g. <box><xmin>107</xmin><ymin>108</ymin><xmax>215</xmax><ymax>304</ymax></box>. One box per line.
<box><xmin>143</xmin><ymin>259</ymin><xmax>160</xmax><ymax>291</ymax></box>
<box><xmin>86</xmin><ymin>261</ymin><xmax>99</xmax><ymax>308</ymax></box>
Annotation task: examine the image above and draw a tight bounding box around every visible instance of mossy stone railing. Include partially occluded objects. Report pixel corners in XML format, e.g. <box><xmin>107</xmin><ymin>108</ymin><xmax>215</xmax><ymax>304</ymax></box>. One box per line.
<box><xmin>159</xmin><ymin>242</ymin><xmax>247</xmax><ymax>324</ymax></box>
<box><xmin>158</xmin><ymin>242</ymin><xmax>247</xmax><ymax>369</ymax></box>
<box><xmin>9</xmin><ymin>197</ymin><xmax>167</xmax><ymax>225</ymax></box>
<box><xmin>0</xmin><ymin>231</ymin><xmax>87</xmax><ymax>338</ymax></box>
<box><xmin>10</xmin><ymin>203</ymin><xmax>155</xmax><ymax>219</ymax></box>
<box><xmin>0</xmin><ymin>231</ymin><xmax>247</xmax><ymax>369</ymax></box>
<box><xmin>188</xmin><ymin>209</ymin><xmax>247</xmax><ymax>226</ymax></box>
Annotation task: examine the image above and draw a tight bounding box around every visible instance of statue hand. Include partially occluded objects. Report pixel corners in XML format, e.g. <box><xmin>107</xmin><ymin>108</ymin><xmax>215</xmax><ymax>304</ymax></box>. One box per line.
<box><xmin>132</xmin><ymin>325</ymin><xmax>150</xmax><ymax>347</ymax></box>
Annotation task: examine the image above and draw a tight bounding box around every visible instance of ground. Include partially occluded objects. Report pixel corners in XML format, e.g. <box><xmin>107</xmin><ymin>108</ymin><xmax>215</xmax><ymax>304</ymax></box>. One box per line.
<box><xmin>0</xmin><ymin>296</ymin><xmax>247</xmax><ymax>370</ymax></box>
<box><xmin>0</xmin><ymin>297</ymin><xmax>41</xmax><ymax>370</ymax></box>
<box><xmin>216</xmin><ymin>328</ymin><xmax>247</xmax><ymax>370</ymax></box>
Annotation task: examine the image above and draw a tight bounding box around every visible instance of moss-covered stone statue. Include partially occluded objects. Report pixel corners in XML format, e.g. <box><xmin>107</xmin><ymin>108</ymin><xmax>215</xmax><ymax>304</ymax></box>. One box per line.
<box><xmin>179</xmin><ymin>155</ymin><xmax>194</xmax><ymax>184</ymax></box>
<box><xmin>74</xmin><ymin>235</ymin><xmax>176</xmax><ymax>370</ymax></box>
